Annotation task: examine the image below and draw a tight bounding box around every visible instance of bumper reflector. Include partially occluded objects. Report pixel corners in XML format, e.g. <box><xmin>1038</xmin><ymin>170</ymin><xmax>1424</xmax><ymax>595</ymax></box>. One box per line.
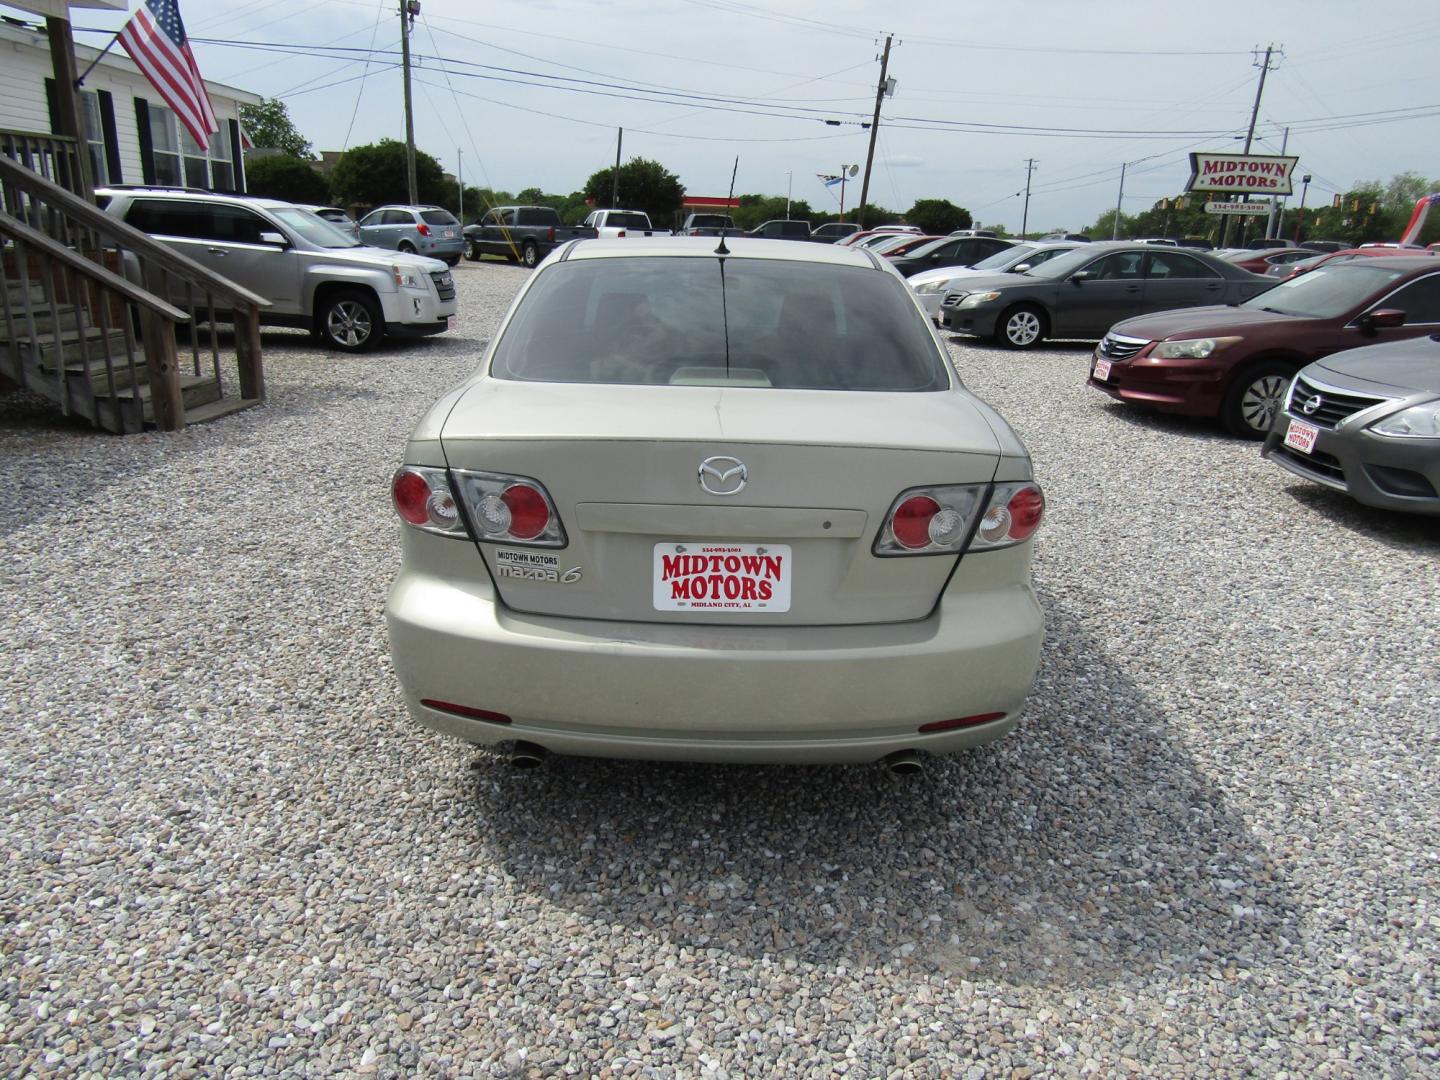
<box><xmin>421</xmin><ymin>699</ymin><xmax>512</xmax><ymax>725</ymax></box>
<box><xmin>918</xmin><ymin>712</ymin><xmax>1005</xmax><ymax>734</ymax></box>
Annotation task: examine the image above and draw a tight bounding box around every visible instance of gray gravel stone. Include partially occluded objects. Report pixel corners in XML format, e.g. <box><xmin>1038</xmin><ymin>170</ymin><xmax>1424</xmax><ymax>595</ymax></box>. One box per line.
<box><xmin>1</xmin><ymin>261</ymin><xmax>1437</xmax><ymax>1078</ymax></box>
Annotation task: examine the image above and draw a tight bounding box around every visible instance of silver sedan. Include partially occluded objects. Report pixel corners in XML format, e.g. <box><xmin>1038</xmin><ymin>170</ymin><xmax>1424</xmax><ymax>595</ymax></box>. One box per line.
<box><xmin>385</xmin><ymin>238</ymin><xmax>1045</xmax><ymax>767</ymax></box>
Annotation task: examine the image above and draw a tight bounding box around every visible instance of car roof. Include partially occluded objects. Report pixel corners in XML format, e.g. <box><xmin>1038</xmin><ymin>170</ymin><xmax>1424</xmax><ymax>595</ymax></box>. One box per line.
<box><xmin>95</xmin><ymin>186</ymin><xmax>296</xmax><ymax>212</ymax></box>
<box><xmin>561</xmin><ymin>236</ymin><xmax>881</xmax><ymax>268</ymax></box>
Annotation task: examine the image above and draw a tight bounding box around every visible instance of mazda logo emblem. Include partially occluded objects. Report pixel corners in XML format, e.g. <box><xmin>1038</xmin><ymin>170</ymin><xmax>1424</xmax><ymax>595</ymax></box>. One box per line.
<box><xmin>1300</xmin><ymin>393</ymin><xmax>1323</xmax><ymax>415</ymax></box>
<box><xmin>698</xmin><ymin>455</ymin><xmax>747</xmax><ymax>496</ymax></box>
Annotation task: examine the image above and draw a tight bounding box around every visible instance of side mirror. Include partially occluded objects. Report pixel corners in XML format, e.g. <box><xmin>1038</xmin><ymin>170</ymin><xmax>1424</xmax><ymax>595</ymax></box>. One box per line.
<box><xmin>259</xmin><ymin>231</ymin><xmax>287</xmax><ymax>246</ymax></box>
<box><xmin>1070</xmin><ymin>270</ymin><xmax>1094</xmax><ymax>283</ymax></box>
<box><xmin>1360</xmin><ymin>308</ymin><xmax>1406</xmax><ymax>332</ymax></box>
<box><xmin>1011</xmin><ymin>263</ymin><xmax>1032</xmax><ymax>273</ymax></box>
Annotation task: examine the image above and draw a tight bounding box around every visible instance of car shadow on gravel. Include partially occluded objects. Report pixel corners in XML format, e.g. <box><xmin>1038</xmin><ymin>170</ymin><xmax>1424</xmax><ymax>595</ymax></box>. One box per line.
<box><xmin>1094</xmin><ymin>400</ymin><xmax>1233</xmax><ymax>442</ymax></box>
<box><xmin>1279</xmin><ymin>482</ymin><xmax>1440</xmax><ymax>548</ymax></box>
<box><xmin>460</xmin><ymin>589</ymin><xmax>1298</xmax><ymax>990</ymax></box>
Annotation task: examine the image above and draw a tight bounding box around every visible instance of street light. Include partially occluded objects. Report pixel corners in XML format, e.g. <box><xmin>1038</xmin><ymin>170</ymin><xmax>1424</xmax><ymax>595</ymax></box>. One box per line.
<box><xmin>786</xmin><ymin>171</ymin><xmax>792</xmax><ymax>217</ymax></box>
<box><xmin>1294</xmin><ymin>174</ymin><xmax>1312</xmax><ymax>243</ymax></box>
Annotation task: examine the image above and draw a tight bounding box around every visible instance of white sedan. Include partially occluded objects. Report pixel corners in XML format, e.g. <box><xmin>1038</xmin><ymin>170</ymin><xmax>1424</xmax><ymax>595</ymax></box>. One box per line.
<box><xmin>385</xmin><ymin>238</ymin><xmax>1045</xmax><ymax>770</ymax></box>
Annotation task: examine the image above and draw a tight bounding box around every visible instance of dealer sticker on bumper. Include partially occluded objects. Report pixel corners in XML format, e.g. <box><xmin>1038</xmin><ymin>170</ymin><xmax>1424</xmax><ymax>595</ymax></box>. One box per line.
<box><xmin>1284</xmin><ymin>417</ymin><xmax>1320</xmax><ymax>455</ymax></box>
<box><xmin>1093</xmin><ymin>359</ymin><xmax>1112</xmax><ymax>381</ymax></box>
<box><xmin>653</xmin><ymin>543</ymin><xmax>791</xmax><ymax>612</ymax></box>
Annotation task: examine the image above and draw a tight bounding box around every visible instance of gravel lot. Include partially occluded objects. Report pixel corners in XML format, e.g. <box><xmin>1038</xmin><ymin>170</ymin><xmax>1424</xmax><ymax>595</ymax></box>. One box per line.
<box><xmin>2</xmin><ymin>259</ymin><xmax>1437</xmax><ymax>1078</ymax></box>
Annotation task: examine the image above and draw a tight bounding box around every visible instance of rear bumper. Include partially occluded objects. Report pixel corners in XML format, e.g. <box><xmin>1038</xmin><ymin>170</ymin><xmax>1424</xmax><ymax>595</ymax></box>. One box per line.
<box><xmin>385</xmin><ymin>541</ymin><xmax>1043</xmax><ymax>764</ymax></box>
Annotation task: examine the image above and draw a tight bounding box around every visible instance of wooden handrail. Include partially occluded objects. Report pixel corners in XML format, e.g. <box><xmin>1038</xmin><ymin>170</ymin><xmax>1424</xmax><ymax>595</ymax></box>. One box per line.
<box><xmin>0</xmin><ymin>209</ymin><xmax>190</xmax><ymax>322</ymax></box>
<box><xmin>0</xmin><ymin>153</ymin><xmax>271</xmax><ymax>310</ymax></box>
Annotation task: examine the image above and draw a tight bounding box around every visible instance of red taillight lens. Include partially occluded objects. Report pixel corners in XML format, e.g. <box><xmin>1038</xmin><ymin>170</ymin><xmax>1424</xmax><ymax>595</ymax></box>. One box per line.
<box><xmin>1007</xmin><ymin>487</ymin><xmax>1044</xmax><ymax>541</ymax></box>
<box><xmin>892</xmin><ymin>495</ymin><xmax>940</xmax><ymax>549</ymax></box>
<box><xmin>502</xmin><ymin>484</ymin><xmax>550</xmax><ymax>540</ymax></box>
<box><xmin>547</xmin><ymin>226</ymin><xmax>556</xmax><ymax>242</ymax></box>
<box><xmin>416</xmin><ymin>222</ymin><xmax>431</xmax><ymax>236</ymax></box>
<box><xmin>393</xmin><ymin>470</ymin><xmax>432</xmax><ymax>525</ymax></box>
<box><xmin>973</xmin><ymin>482</ymin><xmax>1045</xmax><ymax>550</ymax></box>
<box><xmin>617</xmin><ymin>230</ymin><xmax>626</xmax><ymax>237</ymax></box>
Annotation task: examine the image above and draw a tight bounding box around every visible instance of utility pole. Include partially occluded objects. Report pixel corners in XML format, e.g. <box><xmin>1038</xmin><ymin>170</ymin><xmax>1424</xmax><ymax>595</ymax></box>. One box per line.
<box><xmin>1293</xmin><ymin>173</ymin><xmax>1311</xmax><ymax>243</ymax></box>
<box><xmin>399</xmin><ymin>0</ymin><xmax>418</xmax><ymax>205</ymax></box>
<box><xmin>1266</xmin><ymin>125</ymin><xmax>1289</xmax><ymax>239</ymax></box>
<box><xmin>785</xmin><ymin>171</ymin><xmax>792</xmax><ymax>217</ymax></box>
<box><xmin>1020</xmin><ymin>158</ymin><xmax>1037</xmax><ymax>238</ymax></box>
<box><xmin>856</xmin><ymin>34</ymin><xmax>893</xmax><ymax>229</ymax></box>
<box><xmin>1221</xmin><ymin>43</ymin><xmax>1282</xmax><ymax>247</ymax></box>
<box><xmin>456</xmin><ymin>147</ymin><xmax>463</xmax><ymax>222</ymax></box>
<box><xmin>612</xmin><ymin>127</ymin><xmax>623</xmax><ymax>207</ymax></box>
<box><xmin>1113</xmin><ymin>161</ymin><xmax>1127</xmax><ymax>240</ymax></box>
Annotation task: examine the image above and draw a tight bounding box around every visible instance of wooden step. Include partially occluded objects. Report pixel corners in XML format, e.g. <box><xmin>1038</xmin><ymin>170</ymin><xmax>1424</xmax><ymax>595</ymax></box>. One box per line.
<box><xmin>64</xmin><ymin>351</ymin><xmax>150</xmax><ymax>393</ymax></box>
<box><xmin>107</xmin><ymin>372</ymin><xmax>222</xmax><ymax>421</ymax></box>
<box><xmin>180</xmin><ymin>396</ymin><xmax>261</xmax><ymax>426</ymax></box>
<box><xmin>0</xmin><ymin>303</ymin><xmax>87</xmax><ymax>341</ymax></box>
<box><xmin>3</xmin><ymin>281</ymin><xmax>47</xmax><ymax>307</ymax></box>
<box><xmin>15</xmin><ymin>326</ymin><xmax>131</xmax><ymax>369</ymax></box>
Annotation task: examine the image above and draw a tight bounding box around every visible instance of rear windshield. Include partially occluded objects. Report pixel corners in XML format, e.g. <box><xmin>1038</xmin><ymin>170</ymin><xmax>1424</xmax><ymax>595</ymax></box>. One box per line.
<box><xmin>605</xmin><ymin>212</ymin><xmax>652</xmax><ymax>229</ymax></box>
<box><xmin>689</xmin><ymin>215</ymin><xmax>733</xmax><ymax>228</ymax></box>
<box><xmin>515</xmin><ymin>208</ymin><xmax>561</xmax><ymax>226</ymax></box>
<box><xmin>421</xmin><ymin>209</ymin><xmax>459</xmax><ymax>225</ymax></box>
<box><xmin>491</xmin><ymin>257</ymin><xmax>949</xmax><ymax>391</ymax></box>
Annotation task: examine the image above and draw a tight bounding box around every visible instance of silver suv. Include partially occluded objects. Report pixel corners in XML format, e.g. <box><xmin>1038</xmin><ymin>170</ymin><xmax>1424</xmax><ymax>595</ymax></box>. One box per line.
<box><xmin>98</xmin><ymin>188</ymin><xmax>457</xmax><ymax>351</ymax></box>
<box><xmin>357</xmin><ymin>205</ymin><xmax>464</xmax><ymax>265</ymax></box>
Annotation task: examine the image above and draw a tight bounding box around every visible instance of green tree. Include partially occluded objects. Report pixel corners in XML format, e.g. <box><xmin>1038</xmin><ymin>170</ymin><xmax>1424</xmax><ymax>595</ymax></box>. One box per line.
<box><xmin>905</xmin><ymin>198</ymin><xmax>971</xmax><ymax>234</ymax></box>
<box><xmin>582</xmin><ymin>158</ymin><xmax>685</xmax><ymax>228</ymax></box>
<box><xmin>244</xmin><ymin>154</ymin><xmax>330</xmax><ymax>205</ymax></box>
<box><xmin>328</xmin><ymin>140</ymin><xmax>449</xmax><ymax>210</ymax></box>
<box><xmin>239</xmin><ymin>98</ymin><xmax>313</xmax><ymax>159</ymax></box>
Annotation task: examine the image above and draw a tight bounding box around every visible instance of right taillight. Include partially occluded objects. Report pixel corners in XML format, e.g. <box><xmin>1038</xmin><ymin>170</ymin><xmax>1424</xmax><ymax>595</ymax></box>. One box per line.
<box><xmin>970</xmin><ymin>482</ymin><xmax>1045</xmax><ymax>550</ymax></box>
<box><xmin>874</xmin><ymin>481</ymin><xmax>1043</xmax><ymax>556</ymax></box>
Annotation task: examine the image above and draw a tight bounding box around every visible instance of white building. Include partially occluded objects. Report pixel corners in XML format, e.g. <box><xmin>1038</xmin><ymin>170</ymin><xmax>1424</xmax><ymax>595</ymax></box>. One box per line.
<box><xmin>0</xmin><ymin>2</ymin><xmax>259</xmax><ymax>192</ymax></box>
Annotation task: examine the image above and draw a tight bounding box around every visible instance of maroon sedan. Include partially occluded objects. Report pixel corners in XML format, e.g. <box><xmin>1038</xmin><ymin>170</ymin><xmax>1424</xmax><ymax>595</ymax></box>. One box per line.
<box><xmin>1088</xmin><ymin>257</ymin><xmax>1440</xmax><ymax>437</ymax></box>
<box><xmin>1224</xmin><ymin>247</ymin><xmax>1324</xmax><ymax>274</ymax></box>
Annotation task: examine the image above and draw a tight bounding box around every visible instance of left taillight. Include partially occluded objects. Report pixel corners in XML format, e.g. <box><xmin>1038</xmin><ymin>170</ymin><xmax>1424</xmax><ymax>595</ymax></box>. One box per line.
<box><xmin>416</xmin><ymin>222</ymin><xmax>431</xmax><ymax>237</ymax></box>
<box><xmin>392</xmin><ymin>466</ymin><xmax>467</xmax><ymax>537</ymax></box>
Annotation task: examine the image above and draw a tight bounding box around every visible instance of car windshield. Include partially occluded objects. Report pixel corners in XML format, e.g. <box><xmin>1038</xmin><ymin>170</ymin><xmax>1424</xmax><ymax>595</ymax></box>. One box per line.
<box><xmin>905</xmin><ymin>237</ymin><xmax>953</xmax><ymax>259</ymax></box>
<box><xmin>1019</xmin><ymin>246</ymin><xmax>1110</xmax><ymax>279</ymax></box>
<box><xmin>1240</xmin><ymin>263</ymin><xmax>1409</xmax><ymax>318</ymax></box>
<box><xmin>974</xmin><ymin>245</ymin><xmax>1033</xmax><ymax>270</ymax></box>
<box><xmin>421</xmin><ymin>209</ymin><xmax>459</xmax><ymax>225</ymax></box>
<box><xmin>492</xmin><ymin>257</ymin><xmax>949</xmax><ymax>391</ymax></box>
<box><xmin>269</xmin><ymin>207</ymin><xmax>362</xmax><ymax>248</ymax></box>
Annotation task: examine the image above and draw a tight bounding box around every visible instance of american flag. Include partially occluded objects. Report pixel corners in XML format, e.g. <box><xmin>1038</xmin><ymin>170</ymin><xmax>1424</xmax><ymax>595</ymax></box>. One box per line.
<box><xmin>119</xmin><ymin>0</ymin><xmax>219</xmax><ymax>151</ymax></box>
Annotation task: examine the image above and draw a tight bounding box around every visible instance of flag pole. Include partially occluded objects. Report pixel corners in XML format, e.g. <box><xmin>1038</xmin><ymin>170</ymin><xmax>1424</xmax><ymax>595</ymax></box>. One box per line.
<box><xmin>75</xmin><ymin>31</ymin><xmax>122</xmax><ymax>87</ymax></box>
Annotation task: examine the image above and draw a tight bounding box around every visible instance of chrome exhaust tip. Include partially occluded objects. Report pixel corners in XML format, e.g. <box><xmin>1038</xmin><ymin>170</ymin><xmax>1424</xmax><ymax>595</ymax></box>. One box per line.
<box><xmin>883</xmin><ymin>750</ymin><xmax>926</xmax><ymax>776</ymax></box>
<box><xmin>508</xmin><ymin>741</ymin><xmax>547</xmax><ymax>769</ymax></box>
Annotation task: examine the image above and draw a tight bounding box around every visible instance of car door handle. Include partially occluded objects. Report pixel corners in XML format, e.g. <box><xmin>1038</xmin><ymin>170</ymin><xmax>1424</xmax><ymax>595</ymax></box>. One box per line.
<box><xmin>207</xmin><ymin>247</ymin><xmax>227</xmax><ymax>257</ymax></box>
<box><xmin>1125</xmin><ymin>285</ymin><xmax>1140</xmax><ymax>293</ymax></box>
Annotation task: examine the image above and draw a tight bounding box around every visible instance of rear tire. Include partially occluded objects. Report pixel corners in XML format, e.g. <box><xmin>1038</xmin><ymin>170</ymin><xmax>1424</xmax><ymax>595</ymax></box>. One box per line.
<box><xmin>1222</xmin><ymin>360</ymin><xmax>1293</xmax><ymax>438</ymax></box>
<box><xmin>463</xmin><ymin>238</ymin><xmax>480</xmax><ymax>261</ymax></box>
<box><xmin>316</xmin><ymin>288</ymin><xmax>382</xmax><ymax>352</ymax></box>
<box><xmin>521</xmin><ymin>241</ymin><xmax>540</xmax><ymax>269</ymax></box>
<box><xmin>398</xmin><ymin>241</ymin><xmax>417</xmax><ymax>255</ymax></box>
<box><xmin>996</xmin><ymin>304</ymin><xmax>1047</xmax><ymax>349</ymax></box>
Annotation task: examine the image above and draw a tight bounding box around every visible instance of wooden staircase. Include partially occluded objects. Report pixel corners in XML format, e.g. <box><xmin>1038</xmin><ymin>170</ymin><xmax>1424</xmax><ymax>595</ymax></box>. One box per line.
<box><xmin>1</xmin><ymin>131</ymin><xmax>269</xmax><ymax>434</ymax></box>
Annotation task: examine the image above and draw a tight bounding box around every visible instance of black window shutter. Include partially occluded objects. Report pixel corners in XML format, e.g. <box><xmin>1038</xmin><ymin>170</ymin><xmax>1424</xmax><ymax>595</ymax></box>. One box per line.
<box><xmin>228</xmin><ymin>118</ymin><xmax>244</xmax><ymax>193</ymax></box>
<box><xmin>134</xmin><ymin>97</ymin><xmax>155</xmax><ymax>184</ymax></box>
<box><xmin>44</xmin><ymin>78</ymin><xmax>60</xmax><ymax>134</ymax></box>
<box><xmin>97</xmin><ymin>90</ymin><xmax>122</xmax><ymax>184</ymax></box>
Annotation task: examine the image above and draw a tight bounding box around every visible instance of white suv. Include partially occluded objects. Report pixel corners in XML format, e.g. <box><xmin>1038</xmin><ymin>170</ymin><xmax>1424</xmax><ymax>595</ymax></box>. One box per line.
<box><xmin>97</xmin><ymin>188</ymin><xmax>457</xmax><ymax>351</ymax></box>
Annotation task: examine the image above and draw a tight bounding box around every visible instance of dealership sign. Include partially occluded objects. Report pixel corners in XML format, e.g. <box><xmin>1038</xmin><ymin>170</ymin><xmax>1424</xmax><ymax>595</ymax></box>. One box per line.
<box><xmin>1204</xmin><ymin>201</ymin><xmax>1271</xmax><ymax>216</ymax></box>
<box><xmin>1187</xmin><ymin>152</ymin><xmax>1299</xmax><ymax>194</ymax></box>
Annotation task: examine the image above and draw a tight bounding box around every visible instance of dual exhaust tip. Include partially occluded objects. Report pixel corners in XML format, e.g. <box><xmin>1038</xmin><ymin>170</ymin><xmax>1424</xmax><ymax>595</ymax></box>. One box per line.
<box><xmin>503</xmin><ymin>742</ymin><xmax>927</xmax><ymax>776</ymax></box>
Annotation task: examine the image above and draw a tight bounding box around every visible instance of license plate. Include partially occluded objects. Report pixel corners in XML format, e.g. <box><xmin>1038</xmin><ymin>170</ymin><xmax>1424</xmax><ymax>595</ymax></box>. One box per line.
<box><xmin>1284</xmin><ymin>417</ymin><xmax>1320</xmax><ymax>454</ymax></box>
<box><xmin>1093</xmin><ymin>359</ymin><xmax>1112</xmax><ymax>381</ymax></box>
<box><xmin>447</xmin><ymin>315</ymin><xmax>456</xmax><ymax>329</ymax></box>
<box><xmin>653</xmin><ymin>543</ymin><xmax>791</xmax><ymax>612</ymax></box>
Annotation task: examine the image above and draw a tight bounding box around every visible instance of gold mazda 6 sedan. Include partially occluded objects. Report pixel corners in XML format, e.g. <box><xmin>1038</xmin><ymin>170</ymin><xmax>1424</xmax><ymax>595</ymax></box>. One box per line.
<box><xmin>385</xmin><ymin>238</ymin><xmax>1045</xmax><ymax>770</ymax></box>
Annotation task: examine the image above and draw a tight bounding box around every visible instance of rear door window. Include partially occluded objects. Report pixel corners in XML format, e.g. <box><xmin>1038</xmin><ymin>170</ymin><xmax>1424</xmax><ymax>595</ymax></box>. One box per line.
<box><xmin>492</xmin><ymin>258</ymin><xmax>949</xmax><ymax>391</ymax></box>
<box><xmin>1145</xmin><ymin>252</ymin><xmax>1219</xmax><ymax>279</ymax></box>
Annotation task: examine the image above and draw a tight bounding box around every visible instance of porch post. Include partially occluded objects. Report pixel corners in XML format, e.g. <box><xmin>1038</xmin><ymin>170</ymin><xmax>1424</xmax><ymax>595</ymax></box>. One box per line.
<box><xmin>45</xmin><ymin>14</ymin><xmax>95</xmax><ymax>198</ymax></box>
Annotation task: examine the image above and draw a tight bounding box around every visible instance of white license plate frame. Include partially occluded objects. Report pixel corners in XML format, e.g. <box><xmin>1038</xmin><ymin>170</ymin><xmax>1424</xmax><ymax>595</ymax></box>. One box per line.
<box><xmin>1284</xmin><ymin>417</ymin><xmax>1320</xmax><ymax>455</ymax></box>
<box><xmin>653</xmin><ymin>543</ymin><xmax>792</xmax><ymax>613</ymax></box>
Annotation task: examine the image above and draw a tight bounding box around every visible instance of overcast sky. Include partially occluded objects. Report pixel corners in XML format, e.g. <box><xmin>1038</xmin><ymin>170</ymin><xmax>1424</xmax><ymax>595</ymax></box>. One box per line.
<box><xmin>45</xmin><ymin>0</ymin><xmax>1440</xmax><ymax>229</ymax></box>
